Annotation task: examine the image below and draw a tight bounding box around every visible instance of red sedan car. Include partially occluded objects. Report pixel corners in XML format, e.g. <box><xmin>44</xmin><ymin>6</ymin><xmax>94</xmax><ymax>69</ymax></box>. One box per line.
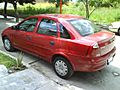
<box><xmin>1</xmin><ymin>14</ymin><xmax>116</xmax><ymax>79</ymax></box>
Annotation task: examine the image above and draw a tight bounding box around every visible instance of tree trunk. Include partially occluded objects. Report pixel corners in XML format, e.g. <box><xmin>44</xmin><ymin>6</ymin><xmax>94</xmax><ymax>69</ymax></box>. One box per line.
<box><xmin>60</xmin><ymin>0</ymin><xmax>62</xmax><ymax>14</ymax></box>
<box><xmin>85</xmin><ymin>0</ymin><xmax>89</xmax><ymax>19</ymax></box>
<box><xmin>13</xmin><ymin>1</ymin><xmax>19</xmax><ymax>22</ymax></box>
<box><xmin>4</xmin><ymin>0</ymin><xmax>7</xmax><ymax>18</ymax></box>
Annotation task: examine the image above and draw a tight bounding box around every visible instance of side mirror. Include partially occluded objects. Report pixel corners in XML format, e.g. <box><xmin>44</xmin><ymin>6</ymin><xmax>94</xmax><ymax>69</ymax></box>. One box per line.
<box><xmin>11</xmin><ymin>25</ymin><xmax>19</xmax><ymax>30</ymax></box>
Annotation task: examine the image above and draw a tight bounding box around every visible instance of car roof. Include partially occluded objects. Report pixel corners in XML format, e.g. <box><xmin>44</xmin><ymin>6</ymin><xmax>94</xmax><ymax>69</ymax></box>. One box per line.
<box><xmin>34</xmin><ymin>14</ymin><xmax>85</xmax><ymax>20</ymax></box>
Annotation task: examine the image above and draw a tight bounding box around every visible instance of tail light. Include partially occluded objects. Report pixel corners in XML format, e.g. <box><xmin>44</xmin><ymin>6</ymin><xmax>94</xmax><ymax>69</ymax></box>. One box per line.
<box><xmin>87</xmin><ymin>43</ymin><xmax>100</xmax><ymax>57</ymax></box>
<box><xmin>91</xmin><ymin>48</ymin><xmax>101</xmax><ymax>57</ymax></box>
<box><xmin>91</xmin><ymin>43</ymin><xmax>100</xmax><ymax>57</ymax></box>
<box><xmin>93</xmin><ymin>43</ymin><xmax>99</xmax><ymax>49</ymax></box>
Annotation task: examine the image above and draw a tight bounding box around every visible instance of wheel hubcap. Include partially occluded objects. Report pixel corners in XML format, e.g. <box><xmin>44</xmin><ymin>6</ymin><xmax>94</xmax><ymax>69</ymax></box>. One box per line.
<box><xmin>55</xmin><ymin>60</ymin><xmax>68</xmax><ymax>76</ymax></box>
<box><xmin>4</xmin><ymin>39</ymin><xmax>11</xmax><ymax>50</ymax></box>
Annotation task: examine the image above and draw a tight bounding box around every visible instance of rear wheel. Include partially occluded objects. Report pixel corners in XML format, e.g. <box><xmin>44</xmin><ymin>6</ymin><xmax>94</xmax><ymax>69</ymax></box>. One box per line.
<box><xmin>3</xmin><ymin>37</ymin><xmax>15</xmax><ymax>52</ymax></box>
<box><xmin>53</xmin><ymin>56</ymin><xmax>74</xmax><ymax>79</ymax></box>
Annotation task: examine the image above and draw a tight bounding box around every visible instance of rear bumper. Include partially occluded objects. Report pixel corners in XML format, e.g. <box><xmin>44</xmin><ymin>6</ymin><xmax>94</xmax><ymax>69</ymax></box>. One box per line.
<box><xmin>69</xmin><ymin>47</ymin><xmax>116</xmax><ymax>72</ymax></box>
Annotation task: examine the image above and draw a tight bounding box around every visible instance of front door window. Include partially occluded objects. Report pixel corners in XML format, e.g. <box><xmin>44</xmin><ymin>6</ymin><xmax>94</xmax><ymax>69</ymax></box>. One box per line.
<box><xmin>18</xmin><ymin>18</ymin><xmax>38</xmax><ymax>32</ymax></box>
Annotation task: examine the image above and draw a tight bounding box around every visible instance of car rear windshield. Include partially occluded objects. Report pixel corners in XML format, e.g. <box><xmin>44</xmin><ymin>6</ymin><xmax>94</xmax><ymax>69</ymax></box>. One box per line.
<box><xmin>68</xmin><ymin>19</ymin><xmax>101</xmax><ymax>36</ymax></box>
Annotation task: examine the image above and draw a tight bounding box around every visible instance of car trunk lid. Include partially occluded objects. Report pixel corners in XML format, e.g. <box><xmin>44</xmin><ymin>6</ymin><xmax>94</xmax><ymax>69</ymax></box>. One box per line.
<box><xmin>85</xmin><ymin>30</ymin><xmax>115</xmax><ymax>56</ymax></box>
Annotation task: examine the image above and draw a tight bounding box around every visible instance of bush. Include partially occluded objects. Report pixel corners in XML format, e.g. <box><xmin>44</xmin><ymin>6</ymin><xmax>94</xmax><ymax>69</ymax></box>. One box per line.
<box><xmin>89</xmin><ymin>0</ymin><xmax>120</xmax><ymax>7</ymax></box>
<box><xmin>17</xmin><ymin>3</ymin><xmax>57</xmax><ymax>18</ymax></box>
<box><xmin>0</xmin><ymin>3</ymin><xmax>57</xmax><ymax>18</ymax></box>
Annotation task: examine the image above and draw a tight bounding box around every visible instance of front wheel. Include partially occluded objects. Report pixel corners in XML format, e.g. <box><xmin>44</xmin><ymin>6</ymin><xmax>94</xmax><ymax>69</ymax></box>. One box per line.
<box><xmin>53</xmin><ymin>56</ymin><xmax>74</xmax><ymax>79</ymax></box>
<box><xmin>3</xmin><ymin>37</ymin><xmax>15</xmax><ymax>52</ymax></box>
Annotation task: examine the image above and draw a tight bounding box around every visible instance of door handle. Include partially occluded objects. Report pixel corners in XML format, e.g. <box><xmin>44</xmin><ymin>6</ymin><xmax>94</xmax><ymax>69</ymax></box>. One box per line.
<box><xmin>50</xmin><ymin>41</ymin><xmax>55</xmax><ymax>45</ymax></box>
<box><xmin>26</xmin><ymin>35</ymin><xmax>32</xmax><ymax>40</ymax></box>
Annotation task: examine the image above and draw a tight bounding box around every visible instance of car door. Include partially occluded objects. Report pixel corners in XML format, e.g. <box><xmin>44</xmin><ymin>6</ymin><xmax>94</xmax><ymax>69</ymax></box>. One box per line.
<box><xmin>12</xmin><ymin>18</ymin><xmax>38</xmax><ymax>52</ymax></box>
<box><xmin>32</xmin><ymin>18</ymin><xmax>59</xmax><ymax>61</ymax></box>
<box><xmin>59</xmin><ymin>23</ymin><xmax>72</xmax><ymax>55</ymax></box>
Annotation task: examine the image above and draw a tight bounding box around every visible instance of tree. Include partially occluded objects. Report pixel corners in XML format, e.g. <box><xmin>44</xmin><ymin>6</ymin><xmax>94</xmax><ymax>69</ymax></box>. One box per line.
<box><xmin>81</xmin><ymin>0</ymin><xmax>98</xmax><ymax>19</ymax></box>
<box><xmin>0</xmin><ymin>0</ymin><xmax>36</xmax><ymax>22</ymax></box>
<box><xmin>81</xmin><ymin>0</ymin><xmax>120</xmax><ymax>19</ymax></box>
<box><xmin>49</xmin><ymin>0</ymin><xmax>69</xmax><ymax>14</ymax></box>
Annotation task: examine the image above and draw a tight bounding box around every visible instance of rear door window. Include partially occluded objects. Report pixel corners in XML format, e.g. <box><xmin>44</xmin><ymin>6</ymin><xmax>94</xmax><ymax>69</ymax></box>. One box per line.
<box><xmin>59</xmin><ymin>24</ymin><xmax>71</xmax><ymax>39</ymax></box>
<box><xmin>37</xmin><ymin>18</ymin><xmax>57</xmax><ymax>36</ymax></box>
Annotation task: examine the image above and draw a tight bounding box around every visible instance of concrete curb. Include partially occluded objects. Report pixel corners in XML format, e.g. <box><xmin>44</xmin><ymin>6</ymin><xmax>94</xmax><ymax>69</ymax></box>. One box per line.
<box><xmin>0</xmin><ymin>50</ymin><xmax>16</xmax><ymax>60</ymax></box>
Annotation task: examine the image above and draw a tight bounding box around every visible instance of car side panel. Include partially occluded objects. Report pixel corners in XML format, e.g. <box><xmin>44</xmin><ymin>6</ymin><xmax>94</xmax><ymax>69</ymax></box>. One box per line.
<box><xmin>32</xmin><ymin>33</ymin><xmax>60</xmax><ymax>61</ymax></box>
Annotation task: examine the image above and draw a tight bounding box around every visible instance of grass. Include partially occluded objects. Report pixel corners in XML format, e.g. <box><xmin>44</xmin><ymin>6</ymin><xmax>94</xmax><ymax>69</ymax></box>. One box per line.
<box><xmin>0</xmin><ymin>2</ymin><xmax>120</xmax><ymax>24</ymax></box>
<box><xmin>0</xmin><ymin>53</ymin><xmax>16</xmax><ymax>68</ymax></box>
<box><xmin>90</xmin><ymin>7</ymin><xmax>120</xmax><ymax>24</ymax></box>
<box><xmin>62</xmin><ymin>2</ymin><xmax>85</xmax><ymax>16</ymax></box>
<box><xmin>62</xmin><ymin>2</ymin><xmax>120</xmax><ymax>24</ymax></box>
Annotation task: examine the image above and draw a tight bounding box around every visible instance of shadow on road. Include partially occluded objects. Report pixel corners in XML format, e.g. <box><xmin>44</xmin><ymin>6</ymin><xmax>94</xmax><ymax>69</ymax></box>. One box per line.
<box><xmin>66</xmin><ymin>65</ymin><xmax>120</xmax><ymax>90</ymax></box>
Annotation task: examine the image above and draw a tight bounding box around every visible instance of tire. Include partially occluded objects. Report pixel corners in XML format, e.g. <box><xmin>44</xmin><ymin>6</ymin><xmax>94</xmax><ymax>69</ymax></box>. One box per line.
<box><xmin>53</xmin><ymin>56</ymin><xmax>74</xmax><ymax>79</ymax></box>
<box><xmin>3</xmin><ymin>37</ymin><xmax>15</xmax><ymax>52</ymax></box>
<box><xmin>118</xmin><ymin>28</ymin><xmax>120</xmax><ymax>36</ymax></box>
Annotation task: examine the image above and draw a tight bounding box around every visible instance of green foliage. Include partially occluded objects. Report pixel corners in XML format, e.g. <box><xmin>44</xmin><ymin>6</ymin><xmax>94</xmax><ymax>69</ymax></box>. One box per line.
<box><xmin>89</xmin><ymin>0</ymin><xmax>120</xmax><ymax>7</ymax></box>
<box><xmin>0</xmin><ymin>53</ymin><xmax>16</xmax><ymax>68</ymax></box>
<box><xmin>49</xmin><ymin>0</ymin><xmax>69</xmax><ymax>7</ymax></box>
<box><xmin>90</xmin><ymin>7</ymin><xmax>120</xmax><ymax>24</ymax></box>
<box><xmin>0</xmin><ymin>0</ymin><xmax>36</xmax><ymax>5</ymax></box>
<box><xmin>0</xmin><ymin>3</ymin><xmax>119</xmax><ymax>24</ymax></box>
<box><xmin>19</xmin><ymin>5</ymin><xmax>56</xmax><ymax>15</ymax></box>
<box><xmin>16</xmin><ymin>52</ymin><xmax>24</xmax><ymax>69</ymax></box>
<box><xmin>62</xmin><ymin>3</ymin><xmax>85</xmax><ymax>16</ymax></box>
<box><xmin>0</xmin><ymin>3</ymin><xmax>57</xmax><ymax>18</ymax></box>
<box><xmin>17</xmin><ymin>3</ymin><xmax>57</xmax><ymax>18</ymax></box>
<box><xmin>62</xmin><ymin>2</ymin><xmax>120</xmax><ymax>24</ymax></box>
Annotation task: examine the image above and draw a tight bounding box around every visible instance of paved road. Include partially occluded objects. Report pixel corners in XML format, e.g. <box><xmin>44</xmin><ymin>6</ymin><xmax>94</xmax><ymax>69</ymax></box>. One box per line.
<box><xmin>0</xmin><ymin>18</ymin><xmax>120</xmax><ymax>90</ymax></box>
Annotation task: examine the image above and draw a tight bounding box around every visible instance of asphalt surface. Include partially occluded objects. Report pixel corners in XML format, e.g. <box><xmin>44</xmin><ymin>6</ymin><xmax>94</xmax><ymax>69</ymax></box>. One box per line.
<box><xmin>0</xmin><ymin>17</ymin><xmax>120</xmax><ymax>90</ymax></box>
